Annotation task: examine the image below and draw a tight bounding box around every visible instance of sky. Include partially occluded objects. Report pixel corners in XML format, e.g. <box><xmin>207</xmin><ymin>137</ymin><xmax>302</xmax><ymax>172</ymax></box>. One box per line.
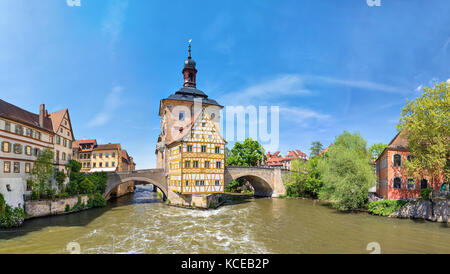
<box><xmin>0</xmin><ymin>0</ymin><xmax>449</xmax><ymax>169</ymax></box>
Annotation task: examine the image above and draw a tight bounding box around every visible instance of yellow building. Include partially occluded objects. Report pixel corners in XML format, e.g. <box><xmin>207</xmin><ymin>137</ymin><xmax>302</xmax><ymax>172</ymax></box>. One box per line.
<box><xmin>157</xmin><ymin>42</ymin><xmax>226</xmax><ymax>201</ymax></box>
<box><xmin>168</xmin><ymin>109</ymin><xmax>225</xmax><ymax>194</ymax></box>
<box><xmin>73</xmin><ymin>140</ymin><xmax>135</xmax><ymax>172</ymax></box>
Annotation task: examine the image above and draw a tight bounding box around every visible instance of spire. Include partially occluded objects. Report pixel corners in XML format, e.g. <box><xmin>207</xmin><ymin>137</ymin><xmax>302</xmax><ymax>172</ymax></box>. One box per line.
<box><xmin>188</xmin><ymin>39</ymin><xmax>192</xmax><ymax>59</ymax></box>
<box><xmin>183</xmin><ymin>39</ymin><xmax>197</xmax><ymax>88</ymax></box>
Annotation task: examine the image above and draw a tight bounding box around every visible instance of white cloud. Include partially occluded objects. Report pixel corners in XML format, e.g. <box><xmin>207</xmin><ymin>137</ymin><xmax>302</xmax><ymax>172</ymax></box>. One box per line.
<box><xmin>447</xmin><ymin>78</ymin><xmax>450</xmax><ymax>83</ymax></box>
<box><xmin>220</xmin><ymin>74</ymin><xmax>311</xmax><ymax>104</ymax></box>
<box><xmin>416</xmin><ymin>84</ymin><xmax>423</xmax><ymax>92</ymax></box>
<box><xmin>66</xmin><ymin>0</ymin><xmax>81</xmax><ymax>7</ymax></box>
<box><xmin>88</xmin><ymin>86</ymin><xmax>123</xmax><ymax>127</ymax></box>
<box><xmin>102</xmin><ymin>0</ymin><xmax>129</xmax><ymax>49</ymax></box>
<box><xmin>279</xmin><ymin>106</ymin><xmax>331</xmax><ymax>127</ymax></box>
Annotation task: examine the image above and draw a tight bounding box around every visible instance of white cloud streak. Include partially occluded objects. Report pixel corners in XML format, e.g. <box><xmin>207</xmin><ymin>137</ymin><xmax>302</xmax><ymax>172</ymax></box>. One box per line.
<box><xmin>88</xmin><ymin>86</ymin><xmax>123</xmax><ymax>127</ymax></box>
<box><xmin>102</xmin><ymin>0</ymin><xmax>129</xmax><ymax>49</ymax></box>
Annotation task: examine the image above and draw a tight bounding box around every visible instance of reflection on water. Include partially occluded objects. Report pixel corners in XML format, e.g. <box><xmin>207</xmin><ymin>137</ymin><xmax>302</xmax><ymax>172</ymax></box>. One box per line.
<box><xmin>0</xmin><ymin>185</ymin><xmax>448</xmax><ymax>254</ymax></box>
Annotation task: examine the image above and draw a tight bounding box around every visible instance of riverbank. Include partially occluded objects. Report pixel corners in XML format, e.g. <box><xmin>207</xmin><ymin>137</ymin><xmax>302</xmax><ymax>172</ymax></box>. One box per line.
<box><xmin>390</xmin><ymin>198</ymin><xmax>449</xmax><ymax>223</ymax></box>
<box><xmin>24</xmin><ymin>195</ymin><xmax>90</xmax><ymax>219</ymax></box>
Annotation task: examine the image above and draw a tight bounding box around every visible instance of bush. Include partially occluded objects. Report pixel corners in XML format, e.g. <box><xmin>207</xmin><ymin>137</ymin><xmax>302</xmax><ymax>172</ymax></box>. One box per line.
<box><xmin>368</xmin><ymin>200</ymin><xmax>408</xmax><ymax>216</ymax></box>
<box><xmin>225</xmin><ymin>180</ymin><xmax>243</xmax><ymax>193</ymax></box>
<box><xmin>209</xmin><ymin>202</ymin><xmax>215</xmax><ymax>208</ymax></box>
<box><xmin>86</xmin><ymin>172</ymin><xmax>108</xmax><ymax>194</ymax></box>
<box><xmin>65</xmin><ymin>204</ymin><xmax>71</xmax><ymax>212</ymax></box>
<box><xmin>31</xmin><ymin>190</ymin><xmax>40</xmax><ymax>200</ymax></box>
<box><xmin>92</xmin><ymin>193</ymin><xmax>107</xmax><ymax>207</ymax></box>
<box><xmin>0</xmin><ymin>205</ymin><xmax>25</xmax><ymax>228</ymax></box>
<box><xmin>285</xmin><ymin>181</ymin><xmax>302</xmax><ymax>197</ymax></box>
<box><xmin>72</xmin><ymin>195</ymin><xmax>85</xmax><ymax>211</ymax></box>
<box><xmin>0</xmin><ymin>193</ymin><xmax>5</xmax><ymax>214</ymax></box>
<box><xmin>56</xmin><ymin>192</ymin><xmax>69</xmax><ymax>199</ymax></box>
<box><xmin>45</xmin><ymin>187</ymin><xmax>56</xmax><ymax>200</ymax></box>
<box><xmin>79</xmin><ymin>178</ymin><xmax>95</xmax><ymax>194</ymax></box>
<box><xmin>67</xmin><ymin>180</ymin><xmax>79</xmax><ymax>195</ymax></box>
<box><xmin>420</xmin><ymin>187</ymin><xmax>432</xmax><ymax>201</ymax></box>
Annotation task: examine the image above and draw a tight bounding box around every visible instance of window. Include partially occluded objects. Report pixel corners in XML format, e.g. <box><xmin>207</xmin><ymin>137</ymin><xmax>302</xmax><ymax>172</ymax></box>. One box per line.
<box><xmin>106</xmin><ymin>162</ymin><xmax>109</xmax><ymax>167</ymax></box>
<box><xmin>37</xmin><ymin>132</ymin><xmax>41</xmax><ymax>140</ymax></box>
<box><xmin>25</xmin><ymin>146</ymin><xmax>32</xmax><ymax>156</ymax></box>
<box><xmin>99</xmin><ymin>153</ymin><xmax>103</xmax><ymax>158</ymax></box>
<box><xmin>193</xmin><ymin>161</ymin><xmax>199</xmax><ymax>168</ymax></box>
<box><xmin>83</xmin><ymin>162</ymin><xmax>86</xmax><ymax>168</ymax></box>
<box><xmin>99</xmin><ymin>163</ymin><xmax>103</xmax><ymax>167</ymax></box>
<box><xmin>407</xmin><ymin>179</ymin><xmax>415</xmax><ymax>190</ymax></box>
<box><xmin>13</xmin><ymin>162</ymin><xmax>20</xmax><ymax>173</ymax></box>
<box><xmin>25</xmin><ymin>163</ymin><xmax>31</xmax><ymax>173</ymax></box>
<box><xmin>215</xmin><ymin>180</ymin><xmax>220</xmax><ymax>186</ymax></box>
<box><xmin>33</xmin><ymin>148</ymin><xmax>40</xmax><ymax>156</ymax></box>
<box><xmin>393</xmin><ymin>177</ymin><xmax>402</xmax><ymax>189</ymax></box>
<box><xmin>93</xmin><ymin>154</ymin><xmax>96</xmax><ymax>159</ymax></box>
<box><xmin>205</xmin><ymin>161</ymin><xmax>210</xmax><ymax>168</ymax></box>
<box><xmin>1</xmin><ymin>142</ymin><xmax>11</xmax><ymax>153</ymax></box>
<box><xmin>4</xmin><ymin>161</ymin><xmax>10</xmax><ymax>173</ymax></box>
<box><xmin>62</xmin><ymin>152</ymin><xmax>66</xmax><ymax>161</ymax></box>
<box><xmin>87</xmin><ymin>163</ymin><xmax>91</xmax><ymax>168</ymax></box>
<box><xmin>15</xmin><ymin>125</ymin><xmax>23</xmax><ymax>135</ymax></box>
<box><xmin>216</xmin><ymin>161</ymin><xmax>221</xmax><ymax>169</ymax></box>
<box><xmin>179</xmin><ymin>111</ymin><xmax>185</xmax><ymax>121</ymax></box>
<box><xmin>93</xmin><ymin>163</ymin><xmax>97</xmax><ymax>168</ymax></box>
<box><xmin>407</xmin><ymin>154</ymin><xmax>414</xmax><ymax>162</ymax></box>
<box><xmin>106</xmin><ymin>153</ymin><xmax>109</xmax><ymax>158</ymax></box>
<box><xmin>187</xmin><ymin>145</ymin><xmax>193</xmax><ymax>152</ymax></box>
<box><xmin>69</xmin><ymin>141</ymin><xmax>72</xmax><ymax>149</ymax></box>
<box><xmin>393</xmin><ymin>154</ymin><xmax>402</xmax><ymax>167</ymax></box>
<box><xmin>201</xmin><ymin>145</ymin><xmax>206</xmax><ymax>153</ymax></box>
<box><xmin>13</xmin><ymin>144</ymin><xmax>22</xmax><ymax>154</ymax></box>
<box><xmin>5</xmin><ymin>122</ymin><xmax>11</xmax><ymax>132</ymax></box>
<box><xmin>185</xmin><ymin>161</ymin><xmax>190</xmax><ymax>168</ymax></box>
<box><xmin>195</xmin><ymin>180</ymin><xmax>199</xmax><ymax>186</ymax></box>
<box><xmin>202</xmin><ymin>122</ymin><xmax>206</xmax><ymax>127</ymax></box>
<box><xmin>112</xmin><ymin>162</ymin><xmax>115</xmax><ymax>167</ymax></box>
<box><xmin>112</xmin><ymin>152</ymin><xmax>116</xmax><ymax>157</ymax></box>
<box><xmin>186</xmin><ymin>181</ymin><xmax>189</xmax><ymax>186</ymax></box>
<box><xmin>200</xmin><ymin>180</ymin><xmax>205</xmax><ymax>186</ymax></box>
<box><xmin>420</xmin><ymin>179</ymin><xmax>428</xmax><ymax>189</ymax></box>
<box><xmin>31</xmin><ymin>130</ymin><xmax>36</xmax><ymax>139</ymax></box>
<box><xmin>215</xmin><ymin>146</ymin><xmax>220</xmax><ymax>154</ymax></box>
<box><xmin>55</xmin><ymin>135</ymin><xmax>60</xmax><ymax>145</ymax></box>
<box><xmin>25</xmin><ymin>128</ymin><xmax>32</xmax><ymax>137</ymax></box>
<box><xmin>179</xmin><ymin>146</ymin><xmax>182</xmax><ymax>153</ymax></box>
<box><xmin>63</xmin><ymin>139</ymin><xmax>67</xmax><ymax>147</ymax></box>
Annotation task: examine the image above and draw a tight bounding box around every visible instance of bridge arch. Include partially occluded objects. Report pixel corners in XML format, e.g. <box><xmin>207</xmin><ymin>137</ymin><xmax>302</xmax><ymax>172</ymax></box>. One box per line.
<box><xmin>225</xmin><ymin>167</ymin><xmax>287</xmax><ymax>197</ymax></box>
<box><xmin>105</xmin><ymin>170</ymin><xmax>167</xmax><ymax>200</ymax></box>
<box><xmin>229</xmin><ymin>174</ymin><xmax>273</xmax><ymax>197</ymax></box>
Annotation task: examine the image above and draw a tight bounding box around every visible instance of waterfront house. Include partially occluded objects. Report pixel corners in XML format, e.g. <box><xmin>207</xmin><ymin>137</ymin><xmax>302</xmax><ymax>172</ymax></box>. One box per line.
<box><xmin>0</xmin><ymin>100</ymin><xmax>74</xmax><ymax>208</ymax></box>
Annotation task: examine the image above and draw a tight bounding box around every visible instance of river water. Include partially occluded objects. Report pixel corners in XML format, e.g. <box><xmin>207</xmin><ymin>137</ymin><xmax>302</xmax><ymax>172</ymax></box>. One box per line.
<box><xmin>0</xmin><ymin>186</ymin><xmax>448</xmax><ymax>254</ymax></box>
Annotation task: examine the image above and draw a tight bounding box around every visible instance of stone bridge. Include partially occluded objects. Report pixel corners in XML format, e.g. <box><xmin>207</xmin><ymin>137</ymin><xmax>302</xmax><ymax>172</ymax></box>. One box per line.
<box><xmin>105</xmin><ymin>166</ymin><xmax>289</xmax><ymax>199</ymax></box>
<box><xmin>105</xmin><ymin>169</ymin><xmax>166</xmax><ymax>199</ymax></box>
<box><xmin>225</xmin><ymin>166</ymin><xmax>289</xmax><ymax>197</ymax></box>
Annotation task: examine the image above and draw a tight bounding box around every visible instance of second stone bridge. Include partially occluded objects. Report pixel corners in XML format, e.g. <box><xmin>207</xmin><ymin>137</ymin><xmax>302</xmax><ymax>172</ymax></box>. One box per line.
<box><xmin>105</xmin><ymin>166</ymin><xmax>289</xmax><ymax>199</ymax></box>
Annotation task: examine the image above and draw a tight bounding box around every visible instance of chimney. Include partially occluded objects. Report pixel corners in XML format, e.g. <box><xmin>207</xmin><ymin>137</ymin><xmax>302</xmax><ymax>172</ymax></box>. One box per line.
<box><xmin>39</xmin><ymin>104</ymin><xmax>45</xmax><ymax>128</ymax></box>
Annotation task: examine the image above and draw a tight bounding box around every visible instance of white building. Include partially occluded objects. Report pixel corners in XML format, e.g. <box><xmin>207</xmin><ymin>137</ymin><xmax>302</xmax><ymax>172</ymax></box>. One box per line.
<box><xmin>0</xmin><ymin>99</ymin><xmax>75</xmax><ymax>208</ymax></box>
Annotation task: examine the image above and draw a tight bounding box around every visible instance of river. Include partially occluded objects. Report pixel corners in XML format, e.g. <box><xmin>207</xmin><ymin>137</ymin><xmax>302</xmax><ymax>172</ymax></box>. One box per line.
<box><xmin>0</xmin><ymin>185</ymin><xmax>448</xmax><ymax>254</ymax></box>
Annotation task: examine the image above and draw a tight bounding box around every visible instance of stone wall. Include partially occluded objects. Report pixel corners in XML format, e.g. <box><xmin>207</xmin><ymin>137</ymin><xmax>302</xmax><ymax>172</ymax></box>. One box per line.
<box><xmin>25</xmin><ymin>195</ymin><xmax>89</xmax><ymax>218</ymax></box>
<box><xmin>390</xmin><ymin>199</ymin><xmax>449</xmax><ymax>223</ymax></box>
<box><xmin>167</xmin><ymin>190</ymin><xmax>223</xmax><ymax>209</ymax></box>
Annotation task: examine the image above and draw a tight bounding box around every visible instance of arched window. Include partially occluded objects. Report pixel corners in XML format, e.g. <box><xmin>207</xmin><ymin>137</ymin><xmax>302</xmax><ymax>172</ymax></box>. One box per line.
<box><xmin>393</xmin><ymin>154</ymin><xmax>402</xmax><ymax>167</ymax></box>
<box><xmin>420</xmin><ymin>179</ymin><xmax>428</xmax><ymax>189</ymax></box>
<box><xmin>406</xmin><ymin>178</ymin><xmax>415</xmax><ymax>190</ymax></box>
<box><xmin>407</xmin><ymin>154</ymin><xmax>414</xmax><ymax>162</ymax></box>
<box><xmin>393</xmin><ymin>177</ymin><xmax>402</xmax><ymax>189</ymax></box>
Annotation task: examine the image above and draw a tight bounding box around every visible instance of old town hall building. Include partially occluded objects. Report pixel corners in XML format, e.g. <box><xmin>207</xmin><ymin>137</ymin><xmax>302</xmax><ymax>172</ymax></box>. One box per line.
<box><xmin>156</xmin><ymin>43</ymin><xmax>226</xmax><ymax>206</ymax></box>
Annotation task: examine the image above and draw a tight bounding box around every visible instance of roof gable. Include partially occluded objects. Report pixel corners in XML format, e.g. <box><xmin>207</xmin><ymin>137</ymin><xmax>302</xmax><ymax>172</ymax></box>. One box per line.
<box><xmin>181</xmin><ymin>108</ymin><xmax>226</xmax><ymax>144</ymax></box>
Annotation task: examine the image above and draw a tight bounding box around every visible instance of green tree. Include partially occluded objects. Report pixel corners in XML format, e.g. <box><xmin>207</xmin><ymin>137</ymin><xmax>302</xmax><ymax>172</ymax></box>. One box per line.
<box><xmin>31</xmin><ymin>149</ymin><xmax>55</xmax><ymax>196</ymax></box>
<box><xmin>226</xmin><ymin>138</ymin><xmax>266</xmax><ymax>166</ymax></box>
<box><xmin>397</xmin><ymin>82</ymin><xmax>450</xmax><ymax>187</ymax></box>
<box><xmin>310</xmin><ymin>141</ymin><xmax>323</xmax><ymax>158</ymax></box>
<box><xmin>286</xmin><ymin>157</ymin><xmax>323</xmax><ymax>198</ymax></box>
<box><xmin>368</xmin><ymin>143</ymin><xmax>387</xmax><ymax>161</ymax></box>
<box><xmin>55</xmin><ymin>171</ymin><xmax>67</xmax><ymax>193</ymax></box>
<box><xmin>318</xmin><ymin>131</ymin><xmax>375</xmax><ymax>211</ymax></box>
<box><xmin>79</xmin><ymin>178</ymin><xmax>95</xmax><ymax>194</ymax></box>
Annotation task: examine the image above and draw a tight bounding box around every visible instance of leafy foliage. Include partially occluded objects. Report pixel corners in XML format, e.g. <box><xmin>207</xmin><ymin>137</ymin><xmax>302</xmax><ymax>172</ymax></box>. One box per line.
<box><xmin>397</xmin><ymin>82</ymin><xmax>450</xmax><ymax>186</ymax></box>
<box><xmin>30</xmin><ymin>149</ymin><xmax>55</xmax><ymax>197</ymax></box>
<box><xmin>310</xmin><ymin>141</ymin><xmax>323</xmax><ymax>158</ymax></box>
<box><xmin>79</xmin><ymin>178</ymin><xmax>95</xmax><ymax>194</ymax></box>
<box><xmin>420</xmin><ymin>187</ymin><xmax>432</xmax><ymax>201</ymax></box>
<box><xmin>368</xmin><ymin>200</ymin><xmax>407</xmax><ymax>216</ymax></box>
<box><xmin>225</xmin><ymin>179</ymin><xmax>245</xmax><ymax>193</ymax></box>
<box><xmin>369</xmin><ymin>143</ymin><xmax>387</xmax><ymax>161</ymax></box>
<box><xmin>0</xmin><ymin>204</ymin><xmax>25</xmax><ymax>228</ymax></box>
<box><xmin>318</xmin><ymin>131</ymin><xmax>375</xmax><ymax>211</ymax></box>
<box><xmin>55</xmin><ymin>171</ymin><xmax>67</xmax><ymax>193</ymax></box>
<box><xmin>226</xmin><ymin>138</ymin><xmax>266</xmax><ymax>166</ymax></box>
<box><xmin>285</xmin><ymin>157</ymin><xmax>323</xmax><ymax>198</ymax></box>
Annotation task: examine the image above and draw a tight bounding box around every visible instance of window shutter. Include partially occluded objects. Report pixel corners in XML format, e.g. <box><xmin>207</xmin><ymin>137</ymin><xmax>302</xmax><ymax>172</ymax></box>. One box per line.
<box><xmin>1</xmin><ymin>141</ymin><xmax>4</xmax><ymax>152</ymax></box>
<box><xmin>8</xmin><ymin>143</ymin><xmax>11</xmax><ymax>153</ymax></box>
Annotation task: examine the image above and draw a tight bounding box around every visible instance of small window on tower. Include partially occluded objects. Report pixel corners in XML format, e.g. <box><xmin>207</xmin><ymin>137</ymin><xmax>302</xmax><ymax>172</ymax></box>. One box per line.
<box><xmin>188</xmin><ymin>73</ymin><xmax>193</xmax><ymax>82</ymax></box>
<box><xmin>179</xmin><ymin>111</ymin><xmax>185</xmax><ymax>121</ymax></box>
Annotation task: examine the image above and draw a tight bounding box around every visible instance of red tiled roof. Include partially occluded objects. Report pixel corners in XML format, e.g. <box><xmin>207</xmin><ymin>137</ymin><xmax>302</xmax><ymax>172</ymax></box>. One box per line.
<box><xmin>94</xmin><ymin>143</ymin><xmax>121</xmax><ymax>150</ymax></box>
<box><xmin>0</xmin><ymin>99</ymin><xmax>53</xmax><ymax>132</ymax></box>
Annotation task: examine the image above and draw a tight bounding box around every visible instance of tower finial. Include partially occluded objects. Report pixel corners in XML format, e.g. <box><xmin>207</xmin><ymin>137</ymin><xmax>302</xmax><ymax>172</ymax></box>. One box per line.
<box><xmin>188</xmin><ymin>39</ymin><xmax>192</xmax><ymax>59</ymax></box>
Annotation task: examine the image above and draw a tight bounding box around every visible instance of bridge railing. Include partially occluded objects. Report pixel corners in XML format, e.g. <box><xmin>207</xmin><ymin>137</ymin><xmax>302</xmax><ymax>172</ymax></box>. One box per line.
<box><xmin>115</xmin><ymin>169</ymin><xmax>164</xmax><ymax>175</ymax></box>
<box><xmin>226</xmin><ymin>166</ymin><xmax>291</xmax><ymax>172</ymax></box>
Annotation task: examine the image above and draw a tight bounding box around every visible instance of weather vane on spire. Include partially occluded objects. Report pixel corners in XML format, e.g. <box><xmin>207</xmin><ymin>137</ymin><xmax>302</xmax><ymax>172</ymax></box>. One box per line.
<box><xmin>188</xmin><ymin>39</ymin><xmax>192</xmax><ymax>59</ymax></box>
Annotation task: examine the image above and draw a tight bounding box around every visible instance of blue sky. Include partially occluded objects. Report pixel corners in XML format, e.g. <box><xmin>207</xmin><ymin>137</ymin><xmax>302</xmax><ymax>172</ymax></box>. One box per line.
<box><xmin>0</xmin><ymin>0</ymin><xmax>449</xmax><ymax>168</ymax></box>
